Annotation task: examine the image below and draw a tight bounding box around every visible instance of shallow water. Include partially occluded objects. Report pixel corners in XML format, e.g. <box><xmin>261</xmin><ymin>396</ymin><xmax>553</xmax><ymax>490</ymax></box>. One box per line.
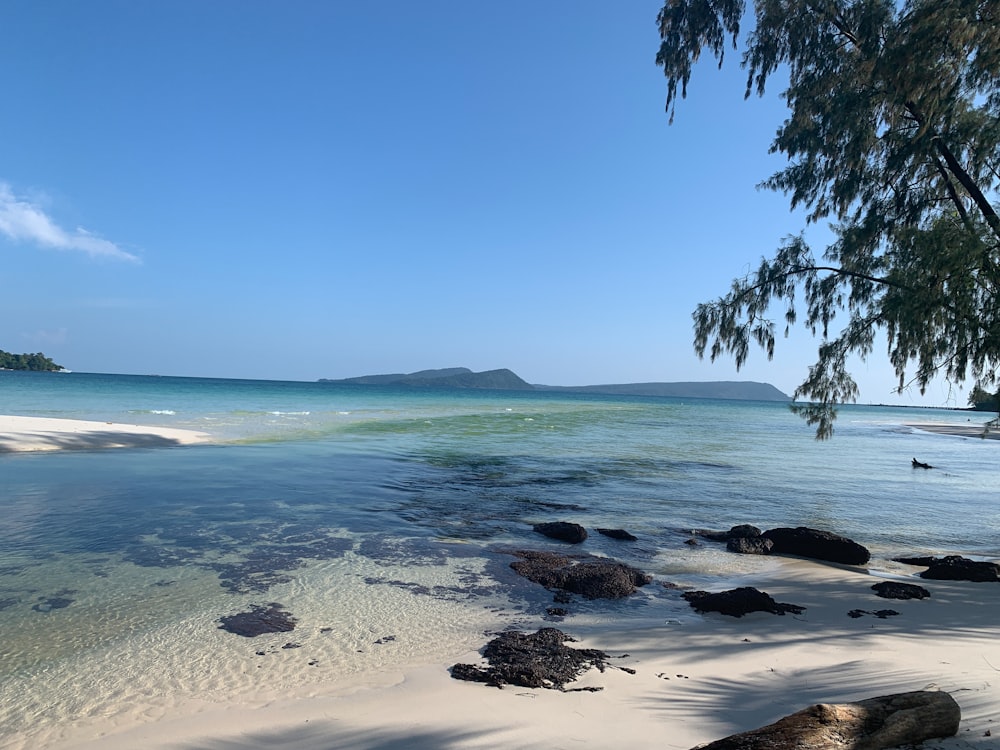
<box><xmin>1</xmin><ymin>372</ymin><xmax>998</xmax><ymax>746</ymax></box>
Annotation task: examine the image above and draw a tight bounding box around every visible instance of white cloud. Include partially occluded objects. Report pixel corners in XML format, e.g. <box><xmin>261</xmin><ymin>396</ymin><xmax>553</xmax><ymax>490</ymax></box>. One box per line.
<box><xmin>0</xmin><ymin>182</ymin><xmax>138</xmax><ymax>262</ymax></box>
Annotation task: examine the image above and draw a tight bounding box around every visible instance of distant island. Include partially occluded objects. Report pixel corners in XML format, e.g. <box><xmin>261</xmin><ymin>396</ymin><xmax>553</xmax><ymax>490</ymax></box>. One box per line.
<box><xmin>0</xmin><ymin>349</ymin><xmax>65</xmax><ymax>372</ymax></box>
<box><xmin>320</xmin><ymin>367</ymin><xmax>790</xmax><ymax>401</ymax></box>
<box><xmin>321</xmin><ymin>367</ymin><xmax>534</xmax><ymax>390</ymax></box>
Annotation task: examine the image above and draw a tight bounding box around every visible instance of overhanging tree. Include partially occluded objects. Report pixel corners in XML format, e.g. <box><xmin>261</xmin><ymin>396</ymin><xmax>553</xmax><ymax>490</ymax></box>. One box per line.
<box><xmin>656</xmin><ymin>0</ymin><xmax>1000</xmax><ymax>437</ymax></box>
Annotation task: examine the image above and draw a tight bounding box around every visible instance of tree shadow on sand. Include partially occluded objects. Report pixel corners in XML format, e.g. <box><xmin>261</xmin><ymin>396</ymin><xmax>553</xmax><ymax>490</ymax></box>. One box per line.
<box><xmin>617</xmin><ymin>573</ymin><xmax>1000</xmax><ymax>748</ymax></box>
<box><xmin>0</xmin><ymin>430</ymin><xmax>188</xmax><ymax>453</ymax></box>
<box><xmin>176</xmin><ymin>723</ymin><xmax>501</xmax><ymax>750</ymax></box>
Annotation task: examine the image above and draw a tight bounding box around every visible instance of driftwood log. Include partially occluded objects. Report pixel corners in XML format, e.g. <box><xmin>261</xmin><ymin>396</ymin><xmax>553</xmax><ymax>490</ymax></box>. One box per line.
<box><xmin>693</xmin><ymin>690</ymin><xmax>960</xmax><ymax>750</ymax></box>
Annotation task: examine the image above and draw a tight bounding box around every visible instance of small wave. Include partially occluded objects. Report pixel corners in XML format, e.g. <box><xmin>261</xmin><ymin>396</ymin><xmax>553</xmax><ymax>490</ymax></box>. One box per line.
<box><xmin>269</xmin><ymin>411</ymin><xmax>311</xmax><ymax>416</ymax></box>
<box><xmin>128</xmin><ymin>409</ymin><xmax>177</xmax><ymax>415</ymax></box>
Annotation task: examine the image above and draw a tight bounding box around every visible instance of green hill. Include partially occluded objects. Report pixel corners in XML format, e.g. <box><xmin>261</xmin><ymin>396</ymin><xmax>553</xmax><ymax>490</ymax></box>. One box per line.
<box><xmin>320</xmin><ymin>368</ymin><xmax>789</xmax><ymax>400</ymax></box>
<box><xmin>320</xmin><ymin>367</ymin><xmax>534</xmax><ymax>390</ymax></box>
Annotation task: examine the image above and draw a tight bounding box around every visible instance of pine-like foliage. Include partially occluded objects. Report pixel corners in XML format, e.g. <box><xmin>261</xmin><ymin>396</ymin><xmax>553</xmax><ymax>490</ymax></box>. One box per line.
<box><xmin>656</xmin><ymin>0</ymin><xmax>1000</xmax><ymax>437</ymax></box>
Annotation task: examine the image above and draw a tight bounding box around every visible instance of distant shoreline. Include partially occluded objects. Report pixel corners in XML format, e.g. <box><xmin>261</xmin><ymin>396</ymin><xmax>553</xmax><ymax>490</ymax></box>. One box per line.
<box><xmin>907</xmin><ymin>421</ymin><xmax>1000</xmax><ymax>440</ymax></box>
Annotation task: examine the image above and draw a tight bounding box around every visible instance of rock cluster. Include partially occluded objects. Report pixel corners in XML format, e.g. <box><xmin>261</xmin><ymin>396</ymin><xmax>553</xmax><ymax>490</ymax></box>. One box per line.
<box><xmin>450</xmin><ymin>628</ymin><xmax>614</xmax><ymax>690</ymax></box>
<box><xmin>509</xmin><ymin>550</ymin><xmax>652</xmax><ymax>600</ymax></box>
<box><xmin>697</xmin><ymin>524</ymin><xmax>871</xmax><ymax>565</ymax></box>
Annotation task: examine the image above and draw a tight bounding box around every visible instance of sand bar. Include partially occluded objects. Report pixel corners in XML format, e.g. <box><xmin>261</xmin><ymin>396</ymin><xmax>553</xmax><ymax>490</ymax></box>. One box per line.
<box><xmin>908</xmin><ymin>421</ymin><xmax>1000</xmax><ymax>440</ymax></box>
<box><xmin>35</xmin><ymin>556</ymin><xmax>1000</xmax><ymax>750</ymax></box>
<box><xmin>0</xmin><ymin>415</ymin><xmax>211</xmax><ymax>453</ymax></box>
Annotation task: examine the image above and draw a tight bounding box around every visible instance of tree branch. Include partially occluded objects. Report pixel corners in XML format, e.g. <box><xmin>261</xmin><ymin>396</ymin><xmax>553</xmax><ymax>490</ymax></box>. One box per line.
<box><xmin>734</xmin><ymin>265</ymin><xmax>912</xmax><ymax>303</ymax></box>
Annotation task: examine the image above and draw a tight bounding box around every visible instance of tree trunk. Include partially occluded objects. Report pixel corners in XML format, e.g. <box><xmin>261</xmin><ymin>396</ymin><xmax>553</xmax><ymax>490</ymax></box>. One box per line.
<box><xmin>693</xmin><ymin>690</ymin><xmax>960</xmax><ymax>750</ymax></box>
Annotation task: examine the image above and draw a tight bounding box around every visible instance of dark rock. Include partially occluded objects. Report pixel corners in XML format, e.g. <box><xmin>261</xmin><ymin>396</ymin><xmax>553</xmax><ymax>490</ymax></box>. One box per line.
<box><xmin>595</xmin><ymin>528</ymin><xmax>638</xmax><ymax>542</ymax></box>
<box><xmin>912</xmin><ymin>457</ymin><xmax>933</xmax><ymax>469</ymax></box>
<box><xmin>684</xmin><ymin>538</ymin><xmax>700</xmax><ymax>546</ymax></box>
<box><xmin>218</xmin><ymin>603</ymin><xmax>297</xmax><ymax>637</ymax></box>
<box><xmin>874</xmin><ymin>609</ymin><xmax>900</xmax><ymax>618</ymax></box>
<box><xmin>282</xmin><ymin>642</ymin><xmax>301</xmax><ymax>649</ymax></box>
<box><xmin>509</xmin><ymin>550</ymin><xmax>652</xmax><ymax>599</ymax></box>
<box><xmin>894</xmin><ymin>556</ymin><xmax>938</xmax><ymax>567</ymax></box>
<box><xmin>727</xmin><ymin>536</ymin><xmax>774</xmax><ymax>555</ymax></box>
<box><xmin>683</xmin><ymin>586</ymin><xmax>805</xmax><ymax>617</ymax></box>
<box><xmin>546</xmin><ymin>607</ymin><xmax>569</xmax><ymax>617</ymax></box>
<box><xmin>871</xmin><ymin>581</ymin><xmax>931</xmax><ymax>600</ymax></box>
<box><xmin>559</xmin><ymin>561</ymin><xmax>653</xmax><ymax>599</ymax></box>
<box><xmin>919</xmin><ymin>555</ymin><xmax>1000</xmax><ymax>582</ymax></box>
<box><xmin>533</xmin><ymin>522</ymin><xmax>588</xmax><ymax>544</ymax></box>
<box><xmin>509</xmin><ymin>550</ymin><xmax>572</xmax><ymax>584</ymax></box>
<box><xmin>449</xmin><ymin>628</ymin><xmax>612</xmax><ymax>690</ymax></box>
<box><xmin>849</xmin><ymin>609</ymin><xmax>900</xmax><ymax>619</ymax></box>
<box><xmin>692</xmin><ymin>524</ymin><xmax>762</xmax><ymax>543</ymax></box>
<box><xmin>762</xmin><ymin>526</ymin><xmax>870</xmax><ymax>565</ymax></box>
<box><xmin>728</xmin><ymin>524</ymin><xmax>763</xmax><ymax>539</ymax></box>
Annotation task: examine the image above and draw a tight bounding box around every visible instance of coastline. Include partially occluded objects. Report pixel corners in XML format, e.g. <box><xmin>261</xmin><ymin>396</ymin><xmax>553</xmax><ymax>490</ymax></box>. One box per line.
<box><xmin>0</xmin><ymin>415</ymin><xmax>212</xmax><ymax>453</ymax></box>
<box><xmin>35</xmin><ymin>556</ymin><xmax>1000</xmax><ymax>750</ymax></box>
<box><xmin>2</xmin><ymin>396</ymin><xmax>998</xmax><ymax>749</ymax></box>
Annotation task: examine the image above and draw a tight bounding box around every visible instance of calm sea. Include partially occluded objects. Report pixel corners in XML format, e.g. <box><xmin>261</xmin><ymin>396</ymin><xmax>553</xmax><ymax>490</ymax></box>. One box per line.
<box><xmin>1</xmin><ymin>371</ymin><xmax>998</xmax><ymax>747</ymax></box>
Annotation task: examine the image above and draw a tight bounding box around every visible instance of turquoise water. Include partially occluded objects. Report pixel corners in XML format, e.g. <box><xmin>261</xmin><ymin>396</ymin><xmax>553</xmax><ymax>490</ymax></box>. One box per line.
<box><xmin>1</xmin><ymin>371</ymin><xmax>998</xmax><ymax>746</ymax></box>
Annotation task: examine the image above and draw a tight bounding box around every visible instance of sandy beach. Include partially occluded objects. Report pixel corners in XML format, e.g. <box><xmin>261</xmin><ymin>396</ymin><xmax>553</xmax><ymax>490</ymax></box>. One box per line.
<box><xmin>28</xmin><ymin>556</ymin><xmax>999</xmax><ymax>750</ymax></box>
<box><xmin>0</xmin><ymin>415</ymin><xmax>211</xmax><ymax>453</ymax></box>
<box><xmin>3</xmin><ymin>412</ymin><xmax>997</xmax><ymax>749</ymax></box>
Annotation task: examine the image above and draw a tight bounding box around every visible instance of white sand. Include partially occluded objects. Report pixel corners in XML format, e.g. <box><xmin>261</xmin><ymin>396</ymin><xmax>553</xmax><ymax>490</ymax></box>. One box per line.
<box><xmin>909</xmin><ymin>421</ymin><xmax>1000</xmax><ymax>440</ymax></box>
<box><xmin>36</xmin><ymin>558</ymin><xmax>1000</xmax><ymax>750</ymax></box>
<box><xmin>0</xmin><ymin>415</ymin><xmax>211</xmax><ymax>452</ymax></box>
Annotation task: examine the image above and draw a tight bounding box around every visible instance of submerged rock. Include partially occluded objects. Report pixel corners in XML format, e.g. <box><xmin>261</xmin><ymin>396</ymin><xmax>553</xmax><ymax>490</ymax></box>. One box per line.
<box><xmin>31</xmin><ymin>596</ymin><xmax>74</xmax><ymax>613</ymax></box>
<box><xmin>218</xmin><ymin>603</ymin><xmax>297</xmax><ymax>637</ymax></box>
<box><xmin>683</xmin><ymin>586</ymin><xmax>805</xmax><ymax>617</ymax></box>
<box><xmin>762</xmin><ymin>526</ymin><xmax>870</xmax><ymax>565</ymax></box>
<box><xmin>450</xmin><ymin>628</ymin><xmax>615</xmax><ymax>690</ymax></box>
<box><xmin>509</xmin><ymin>550</ymin><xmax>652</xmax><ymax>600</ymax></box>
<box><xmin>596</xmin><ymin>528</ymin><xmax>638</xmax><ymax>542</ymax></box>
<box><xmin>533</xmin><ymin>521</ymin><xmax>588</xmax><ymax>544</ymax></box>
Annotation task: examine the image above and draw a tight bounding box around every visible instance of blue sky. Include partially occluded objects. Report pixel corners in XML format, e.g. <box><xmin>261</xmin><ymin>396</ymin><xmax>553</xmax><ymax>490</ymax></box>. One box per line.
<box><xmin>0</xmin><ymin>1</ymin><xmax>964</xmax><ymax>406</ymax></box>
